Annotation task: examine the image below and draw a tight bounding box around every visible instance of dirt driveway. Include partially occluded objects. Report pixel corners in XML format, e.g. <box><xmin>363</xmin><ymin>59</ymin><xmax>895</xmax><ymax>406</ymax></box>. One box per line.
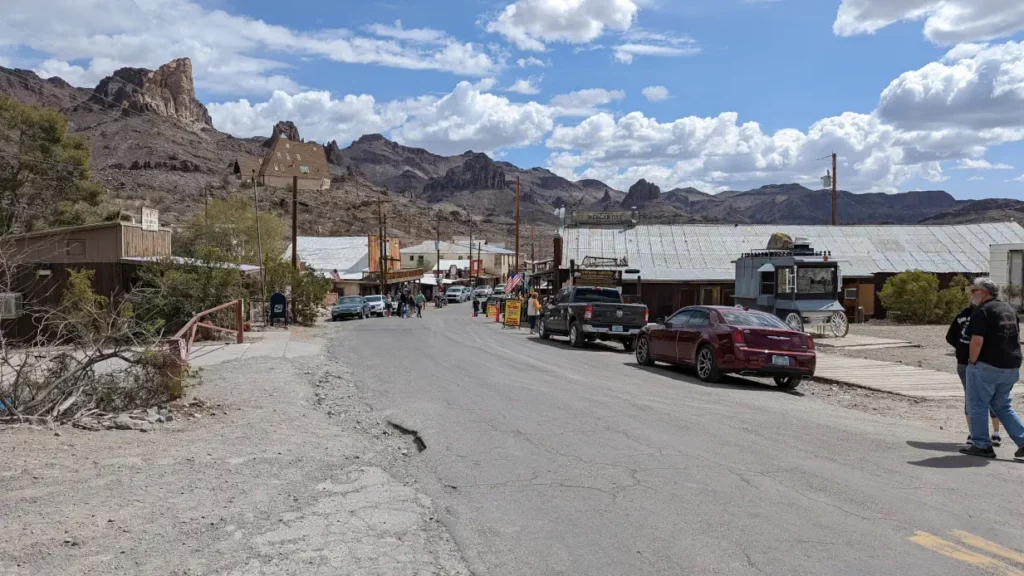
<box><xmin>0</xmin><ymin>328</ymin><xmax>469</xmax><ymax>576</ymax></box>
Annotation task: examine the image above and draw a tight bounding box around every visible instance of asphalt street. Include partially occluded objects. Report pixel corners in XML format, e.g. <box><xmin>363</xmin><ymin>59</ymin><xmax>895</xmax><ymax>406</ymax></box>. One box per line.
<box><xmin>331</xmin><ymin>305</ymin><xmax>1024</xmax><ymax>576</ymax></box>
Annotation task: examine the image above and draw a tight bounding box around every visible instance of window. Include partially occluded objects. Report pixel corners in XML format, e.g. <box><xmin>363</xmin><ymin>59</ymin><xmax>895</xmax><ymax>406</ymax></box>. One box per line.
<box><xmin>299</xmin><ymin>166</ymin><xmax>309</xmax><ymax>174</ymax></box>
<box><xmin>276</xmin><ymin>152</ymin><xmax>281</xmax><ymax>158</ymax></box>
<box><xmin>573</xmin><ymin>288</ymin><xmax>622</xmax><ymax>304</ymax></box>
<box><xmin>666</xmin><ymin>310</ymin><xmax>693</xmax><ymax>327</ymax></box>
<box><xmin>777</xmin><ymin>267</ymin><xmax>794</xmax><ymax>294</ymax></box>
<box><xmin>409</xmin><ymin>256</ymin><xmax>415</xmax><ymax>262</ymax></box>
<box><xmin>797</xmin><ymin>267</ymin><xmax>836</xmax><ymax>294</ymax></box>
<box><xmin>66</xmin><ymin>239</ymin><xmax>86</xmax><ymax>258</ymax></box>
<box><xmin>296</xmin><ymin>154</ymin><xmax>301</xmax><ymax>161</ymax></box>
<box><xmin>0</xmin><ymin>293</ymin><xmax>23</xmax><ymax>319</ymax></box>
<box><xmin>274</xmin><ymin>164</ymin><xmax>279</xmax><ymax>171</ymax></box>
<box><xmin>687</xmin><ymin>310</ymin><xmax>711</xmax><ymax>327</ymax></box>
<box><xmin>417</xmin><ymin>256</ymin><xmax>424</xmax><ymax>266</ymax></box>
<box><xmin>286</xmin><ymin>153</ymin><xmax>291</xmax><ymax>161</ymax></box>
<box><xmin>720</xmin><ymin>310</ymin><xmax>789</xmax><ymax>329</ymax></box>
<box><xmin>494</xmin><ymin>255</ymin><xmax>501</xmax><ymax>267</ymax></box>
<box><xmin>760</xmin><ymin>271</ymin><xmax>775</xmax><ymax>295</ymax></box>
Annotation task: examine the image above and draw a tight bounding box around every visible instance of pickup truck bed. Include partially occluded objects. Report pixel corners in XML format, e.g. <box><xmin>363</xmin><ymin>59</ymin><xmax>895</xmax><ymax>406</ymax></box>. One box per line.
<box><xmin>538</xmin><ymin>286</ymin><xmax>648</xmax><ymax>351</ymax></box>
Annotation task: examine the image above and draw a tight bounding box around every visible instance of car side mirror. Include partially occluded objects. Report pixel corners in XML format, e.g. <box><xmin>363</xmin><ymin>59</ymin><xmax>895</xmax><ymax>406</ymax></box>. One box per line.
<box><xmin>656</xmin><ymin>317</ymin><xmax>665</xmax><ymax>325</ymax></box>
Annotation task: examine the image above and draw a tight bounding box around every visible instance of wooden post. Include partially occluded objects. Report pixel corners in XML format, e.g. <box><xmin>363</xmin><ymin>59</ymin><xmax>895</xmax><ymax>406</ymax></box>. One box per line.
<box><xmin>235</xmin><ymin>299</ymin><xmax>244</xmax><ymax>344</ymax></box>
<box><xmin>831</xmin><ymin>152</ymin><xmax>838</xmax><ymax>226</ymax></box>
<box><xmin>514</xmin><ymin>176</ymin><xmax>521</xmax><ymax>282</ymax></box>
<box><xmin>291</xmin><ymin>175</ymin><xmax>299</xmax><ymax>269</ymax></box>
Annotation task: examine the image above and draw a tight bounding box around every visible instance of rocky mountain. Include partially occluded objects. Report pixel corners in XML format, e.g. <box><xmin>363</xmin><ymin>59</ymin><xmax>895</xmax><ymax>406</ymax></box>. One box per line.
<box><xmin>621</xmin><ymin>179</ymin><xmax>661</xmax><ymax>208</ymax></box>
<box><xmin>920</xmin><ymin>198</ymin><xmax>1024</xmax><ymax>225</ymax></box>
<box><xmin>264</xmin><ymin>120</ymin><xmax>301</xmax><ymax>146</ymax></box>
<box><xmin>0</xmin><ymin>67</ymin><xmax>92</xmax><ymax>110</ymax></box>
<box><xmin>327</xmin><ymin>134</ymin><xmax>471</xmax><ymax>193</ymax></box>
<box><xmin>87</xmin><ymin>58</ymin><xmax>213</xmax><ymax>129</ymax></box>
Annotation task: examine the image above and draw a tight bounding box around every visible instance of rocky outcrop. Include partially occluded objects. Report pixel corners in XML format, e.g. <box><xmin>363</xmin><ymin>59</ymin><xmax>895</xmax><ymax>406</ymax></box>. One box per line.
<box><xmin>422</xmin><ymin>153</ymin><xmax>507</xmax><ymax>200</ymax></box>
<box><xmin>324</xmin><ymin>140</ymin><xmax>343</xmax><ymax>165</ymax></box>
<box><xmin>0</xmin><ymin>65</ymin><xmax>92</xmax><ymax>110</ymax></box>
<box><xmin>263</xmin><ymin>120</ymin><xmax>301</xmax><ymax>147</ymax></box>
<box><xmin>621</xmin><ymin>179</ymin><xmax>661</xmax><ymax>208</ymax></box>
<box><xmin>87</xmin><ymin>57</ymin><xmax>213</xmax><ymax>129</ymax></box>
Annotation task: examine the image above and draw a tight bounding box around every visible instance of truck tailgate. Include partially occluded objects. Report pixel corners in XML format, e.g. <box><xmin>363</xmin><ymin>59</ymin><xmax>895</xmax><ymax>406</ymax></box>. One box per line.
<box><xmin>589</xmin><ymin>304</ymin><xmax>646</xmax><ymax>326</ymax></box>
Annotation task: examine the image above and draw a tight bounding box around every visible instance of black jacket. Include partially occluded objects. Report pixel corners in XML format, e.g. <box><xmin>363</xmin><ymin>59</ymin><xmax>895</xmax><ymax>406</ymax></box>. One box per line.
<box><xmin>946</xmin><ymin>306</ymin><xmax>974</xmax><ymax>365</ymax></box>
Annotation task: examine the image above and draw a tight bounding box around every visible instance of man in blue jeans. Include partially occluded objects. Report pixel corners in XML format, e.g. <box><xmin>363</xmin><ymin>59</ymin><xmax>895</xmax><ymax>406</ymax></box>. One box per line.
<box><xmin>959</xmin><ymin>278</ymin><xmax>1024</xmax><ymax>459</ymax></box>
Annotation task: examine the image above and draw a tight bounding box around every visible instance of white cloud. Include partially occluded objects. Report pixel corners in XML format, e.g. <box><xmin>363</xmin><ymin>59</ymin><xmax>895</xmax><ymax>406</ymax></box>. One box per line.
<box><xmin>641</xmin><ymin>85</ymin><xmax>670</xmax><ymax>101</ymax></box>
<box><xmin>834</xmin><ymin>0</ymin><xmax>1024</xmax><ymax>45</ymax></box>
<box><xmin>486</xmin><ymin>0</ymin><xmax>639</xmax><ymax>51</ymax></box>
<box><xmin>548</xmin><ymin>88</ymin><xmax>626</xmax><ymax>116</ymax></box>
<box><xmin>7</xmin><ymin>0</ymin><xmax>499</xmax><ymax>96</ymax></box>
<box><xmin>877</xmin><ymin>42</ymin><xmax>1024</xmax><ymax>134</ymax></box>
<box><xmin>507</xmin><ymin>77</ymin><xmax>543</xmax><ymax>95</ymax></box>
<box><xmin>613</xmin><ymin>30</ymin><xmax>700</xmax><ymax>63</ymax></box>
<box><xmin>517</xmin><ymin>56</ymin><xmax>549</xmax><ymax>68</ymax></box>
<box><xmin>968</xmin><ymin>176</ymin><xmax>984</xmax><ymax>181</ymax></box>
<box><xmin>955</xmin><ymin>159</ymin><xmax>1014</xmax><ymax>170</ymax></box>
<box><xmin>1010</xmin><ymin>174</ymin><xmax>1024</xmax><ymax>183</ymax></box>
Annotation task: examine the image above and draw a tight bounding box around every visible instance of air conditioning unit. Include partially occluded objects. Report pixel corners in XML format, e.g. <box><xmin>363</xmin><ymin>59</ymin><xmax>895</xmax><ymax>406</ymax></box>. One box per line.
<box><xmin>844</xmin><ymin>287</ymin><xmax>858</xmax><ymax>300</ymax></box>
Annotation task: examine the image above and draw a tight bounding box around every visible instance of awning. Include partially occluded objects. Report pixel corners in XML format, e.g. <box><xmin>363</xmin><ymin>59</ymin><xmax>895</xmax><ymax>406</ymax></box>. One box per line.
<box><xmin>757</xmin><ymin>263</ymin><xmax>776</xmax><ymax>273</ymax></box>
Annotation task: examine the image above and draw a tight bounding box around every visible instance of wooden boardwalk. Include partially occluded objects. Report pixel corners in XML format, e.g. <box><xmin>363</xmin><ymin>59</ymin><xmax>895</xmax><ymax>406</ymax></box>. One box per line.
<box><xmin>814</xmin><ymin>334</ymin><xmax>916</xmax><ymax>350</ymax></box>
<box><xmin>814</xmin><ymin>353</ymin><xmax>966</xmax><ymax>398</ymax></box>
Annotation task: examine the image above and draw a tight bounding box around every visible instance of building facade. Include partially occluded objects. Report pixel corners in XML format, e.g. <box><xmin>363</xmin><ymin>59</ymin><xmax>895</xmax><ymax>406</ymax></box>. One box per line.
<box><xmin>401</xmin><ymin>240</ymin><xmax>521</xmax><ymax>283</ymax></box>
<box><xmin>258</xmin><ymin>137</ymin><xmax>331</xmax><ymax>191</ymax></box>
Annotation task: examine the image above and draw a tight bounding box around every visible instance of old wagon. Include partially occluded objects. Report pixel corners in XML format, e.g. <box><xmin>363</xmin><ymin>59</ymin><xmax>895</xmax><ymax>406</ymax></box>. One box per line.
<box><xmin>733</xmin><ymin>235</ymin><xmax>849</xmax><ymax>337</ymax></box>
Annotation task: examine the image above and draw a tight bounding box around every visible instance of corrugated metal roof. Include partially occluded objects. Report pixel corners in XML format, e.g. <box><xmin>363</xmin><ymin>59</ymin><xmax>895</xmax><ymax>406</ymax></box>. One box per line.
<box><xmin>404</xmin><ymin>240</ymin><xmax>516</xmax><ymax>255</ymax></box>
<box><xmin>561</xmin><ymin>222</ymin><xmax>1024</xmax><ymax>281</ymax></box>
<box><xmin>284</xmin><ymin>236</ymin><xmax>368</xmax><ymax>277</ymax></box>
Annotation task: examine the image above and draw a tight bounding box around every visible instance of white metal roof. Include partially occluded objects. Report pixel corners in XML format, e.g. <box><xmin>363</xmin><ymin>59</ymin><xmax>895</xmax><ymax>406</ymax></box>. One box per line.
<box><xmin>283</xmin><ymin>236</ymin><xmax>368</xmax><ymax>278</ymax></box>
<box><xmin>560</xmin><ymin>222</ymin><xmax>1024</xmax><ymax>281</ymax></box>
<box><xmin>404</xmin><ymin>240</ymin><xmax>516</xmax><ymax>255</ymax></box>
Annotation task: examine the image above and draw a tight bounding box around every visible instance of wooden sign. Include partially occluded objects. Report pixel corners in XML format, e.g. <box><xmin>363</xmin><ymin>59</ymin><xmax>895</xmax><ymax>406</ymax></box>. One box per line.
<box><xmin>576</xmin><ymin>269</ymin><xmax>620</xmax><ymax>287</ymax></box>
<box><xmin>504</xmin><ymin>300</ymin><xmax>521</xmax><ymax>328</ymax></box>
<box><xmin>141</xmin><ymin>207</ymin><xmax>159</xmax><ymax>231</ymax></box>
<box><xmin>574</xmin><ymin>211</ymin><xmax>634</xmax><ymax>226</ymax></box>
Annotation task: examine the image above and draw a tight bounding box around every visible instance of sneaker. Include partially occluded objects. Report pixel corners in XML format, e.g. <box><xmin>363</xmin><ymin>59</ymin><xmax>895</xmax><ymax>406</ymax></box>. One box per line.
<box><xmin>992</xmin><ymin>434</ymin><xmax>1002</xmax><ymax>448</ymax></box>
<box><xmin>959</xmin><ymin>445</ymin><xmax>996</xmax><ymax>459</ymax></box>
<box><xmin>966</xmin><ymin>435</ymin><xmax>973</xmax><ymax>445</ymax></box>
<box><xmin>1016</xmin><ymin>446</ymin><xmax>1023</xmax><ymax>459</ymax></box>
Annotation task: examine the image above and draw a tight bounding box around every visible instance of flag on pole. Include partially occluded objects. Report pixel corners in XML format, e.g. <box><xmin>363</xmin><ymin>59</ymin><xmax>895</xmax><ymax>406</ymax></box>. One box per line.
<box><xmin>504</xmin><ymin>272</ymin><xmax>521</xmax><ymax>294</ymax></box>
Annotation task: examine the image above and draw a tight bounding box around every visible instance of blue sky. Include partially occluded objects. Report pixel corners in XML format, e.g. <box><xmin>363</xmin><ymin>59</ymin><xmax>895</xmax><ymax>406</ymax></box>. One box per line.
<box><xmin>3</xmin><ymin>0</ymin><xmax>1024</xmax><ymax>199</ymax></box>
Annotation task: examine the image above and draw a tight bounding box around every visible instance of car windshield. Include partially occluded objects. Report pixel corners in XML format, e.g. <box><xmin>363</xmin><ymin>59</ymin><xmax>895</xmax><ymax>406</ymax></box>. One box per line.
<box><xmin>720</xmin><ymin>310</ymin><xmax>790</xmax><ymax>329</ymax></box>
<box><xmin>364</xmin><ymin>296</ymin><xmax>383</xmax><ymax>302</ymax></box>
<box><xmin>573</xmin><ymin>288</ymin><xmax>622</xmax><ymax>304</ymax></box>
<box><xmin>338</xmin><ymin>297</ymin><xmax>363</xmax><ymax>305</ymax></box>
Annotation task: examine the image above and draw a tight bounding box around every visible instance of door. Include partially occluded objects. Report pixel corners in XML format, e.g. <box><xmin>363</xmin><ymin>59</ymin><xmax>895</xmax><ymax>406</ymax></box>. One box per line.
<box><xmin>547</xmin><ymin>288</ymin><xmax>570</xmax><ymax>332</ymax></box>
<box><xmin>652</xmin><ymin>310</ymin><xmax>691</xmax><ymax>360</ymax></box>
<box><xmin>699</xmin><ymin>286</ymin><xmax>721</xmax><ymax>306</ymax></box>
<box><xmin>678</xmin><ymin>287</ymin><xmax>697</xmax><ymax>309</ymax></box>
<box><xmin>677</xmin><ymin>309</ymin><xmax>711</xmax><ymax>364</ymax></box>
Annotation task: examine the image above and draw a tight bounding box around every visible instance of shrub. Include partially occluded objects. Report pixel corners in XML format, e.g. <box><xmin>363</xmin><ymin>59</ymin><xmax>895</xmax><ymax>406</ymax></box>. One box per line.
<box><xmin>879</xmin><ymin>271</ymin><xmax>969</xmax><ymax>324</ymax></box>
<box><xmin>262</xmin><ymin>258</ymin><xmax>331</xmax><ymax>326</ymax></box>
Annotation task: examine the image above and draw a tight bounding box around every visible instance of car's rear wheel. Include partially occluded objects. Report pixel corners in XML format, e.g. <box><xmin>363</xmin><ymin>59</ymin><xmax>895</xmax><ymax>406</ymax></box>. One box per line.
<box><xmin>636</xmin><ymin>336</ymin><xmax>654</xmax><ymax>366</ymax></box>
<box><xmin>774</xmin><ymin>376</ymin><xmax>801</xmax><ymax>390</ymax></box>
<box><xmin>696</xmin><ymin>345</ymin><xmax>722</xmax><ymax>383</ymax></box>
<box><xmin>538</xmin><ymin>319</ymin><xmax>550</xmax><ymax>340</ymax></box>
<box><xmin>569</xmin><ymin>322</ymin><xmax>584</xmax><ymax>348</ymax></box>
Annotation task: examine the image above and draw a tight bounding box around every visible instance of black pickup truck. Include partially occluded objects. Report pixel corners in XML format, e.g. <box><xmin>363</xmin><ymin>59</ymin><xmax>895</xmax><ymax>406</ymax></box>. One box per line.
<box><xmin>538</xmin><ymin>286</ymin><xmax>649</xmax><ymax>351</ymax></box>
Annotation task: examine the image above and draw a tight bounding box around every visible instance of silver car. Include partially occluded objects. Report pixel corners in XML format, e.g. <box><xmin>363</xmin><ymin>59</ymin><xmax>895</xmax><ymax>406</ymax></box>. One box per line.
<box><xmin>363</xmin><ymin>294</ymin><xmax>387</xmax><ymax>317</ymax></box>
<box><xmin>446</xmin><ymin>286</ymin><xmax>469</xmax><ymax>303</ymax></box>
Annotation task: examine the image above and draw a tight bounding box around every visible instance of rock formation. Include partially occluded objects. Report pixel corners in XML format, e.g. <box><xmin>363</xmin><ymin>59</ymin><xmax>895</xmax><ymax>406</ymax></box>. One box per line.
<box><xmin>263</xmin><ymin>120</ymin><xmax>302</xmax><ymax>147</ymax></box>
<box><xmin>88</xmin><ymin>57</ymin><xmax>213</xmax><ymax>129</ymax></box>
<box><xmin>621</xmin><ymin>179</ymin><xmax>661</xmax><ymax>208</ymax></box>
<box><xmin>423</xmin><ymin>153</ymin><xmax>507</xmax><ymax>199</ymax></box>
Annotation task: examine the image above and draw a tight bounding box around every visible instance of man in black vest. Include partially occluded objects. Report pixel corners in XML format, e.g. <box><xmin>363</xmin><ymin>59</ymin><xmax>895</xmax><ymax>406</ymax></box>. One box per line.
<box><xmin>959</xmin><ymin>278</ymin><xmax>1024</xmax><ymax>459</ymax></box>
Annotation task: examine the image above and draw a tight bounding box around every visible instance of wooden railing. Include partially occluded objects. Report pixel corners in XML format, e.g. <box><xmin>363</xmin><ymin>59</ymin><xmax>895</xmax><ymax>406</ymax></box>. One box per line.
<box><xmin>167</xmin><ymin>299</ymin><xmax>244</xmax><ymax>368</ymax></box>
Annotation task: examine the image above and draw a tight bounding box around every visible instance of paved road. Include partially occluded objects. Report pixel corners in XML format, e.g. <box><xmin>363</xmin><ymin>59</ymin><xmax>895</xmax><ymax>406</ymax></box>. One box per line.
<box><xmin>331</xmin><ymin>306</ymin><xmax>1024</xmax><ymax>576</ymax></box>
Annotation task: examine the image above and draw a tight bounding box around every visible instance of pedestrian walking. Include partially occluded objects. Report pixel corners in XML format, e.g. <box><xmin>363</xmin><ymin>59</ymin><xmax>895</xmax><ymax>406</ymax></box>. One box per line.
<box><xmin>959</xmin><ymin>278</ymin><xmax>1024</xmax><ymax>459</ymax></box>
<box><xmin>399</xmin><ymin>292</ymin><xmax>409</xmax><ymax>318</ymax></box>
<box><xmin>527</xmin><ymin>291</ymin><xmax>541</xmax><ymax>334</ymax></box>
<box><xmin>415</xmin><ymin>292</ymin><xmax>425</xmax><ymax>318</ymax></box>
<box><xmin>385</xmin><ymin>294</ymin><xmax>393</xmax><ymax>318</ymax></box>
<box><xmin>472</xmin><ymin>297</ymin><xmax>480</xmax><ymax>317</ymax></box>
<box><xmin>947</xmin><ymin>302</ymin><xmax>1002</xmax><ymax>445</ymax></box>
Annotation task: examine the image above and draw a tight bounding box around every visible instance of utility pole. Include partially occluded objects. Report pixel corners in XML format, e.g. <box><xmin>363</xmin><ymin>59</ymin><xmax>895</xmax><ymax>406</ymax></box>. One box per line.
<box><xmin>252</xmin><ymin>170</ymin><xmax>267</xmax><ymax>324</ymax></box>
<box><xmin>435</xmin><ymin>212</ymin><xmax>442</xmax><ymax>282</ymax></box>
<box><xmin>530</xmin><ymin>225</ymin><xmax>535</xmax><ymax>274</ymax></box>
<box><xmin>468</xmin><ymin>218</ymin><xmax>474</xmax><ymax>287</ymax></box>
<box><xmin>831</xmin><ymin>152</ymin><xmax>838</xmax><ymax>226</ymax></box>
<box><xmin>376</xmin><ymin>198</ymin><xmax>390</xmax><ymax>296</ymax></box>
<box><xmin>291</xmin><ymin>175</ymin><xmax>298</xmax><ymax>269</ymax></box>
<box><xmin>514</xmin><ymin>176</ymin><xmax>521</xmax><ymax>281</ymax></box>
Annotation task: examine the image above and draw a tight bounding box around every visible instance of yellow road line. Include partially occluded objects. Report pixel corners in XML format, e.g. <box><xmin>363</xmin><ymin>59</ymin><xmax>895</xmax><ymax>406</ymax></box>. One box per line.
<box><xmin>952</xmin><ymin>530</ymin><xmax>1024</xmax><ymax>566</ymax></box>
<box><xmin>910</xmin><ymin>531</ymin><xmax>1024</xmax><ymax>576</ymax></box>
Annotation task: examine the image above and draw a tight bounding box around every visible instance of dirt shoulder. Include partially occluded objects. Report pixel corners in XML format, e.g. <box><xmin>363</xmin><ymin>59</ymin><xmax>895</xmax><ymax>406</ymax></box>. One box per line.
<box><xmin>0</xmin><ymin>326</ymin><xmax>469</xmax><ymax>576</ymax></box>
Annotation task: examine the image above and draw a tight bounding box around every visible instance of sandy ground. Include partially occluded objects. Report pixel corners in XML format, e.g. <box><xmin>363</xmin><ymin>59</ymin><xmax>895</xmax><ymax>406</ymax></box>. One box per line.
<box><xmin>0</xmin><ymin>326</ymin><xmax>470</xmax><ymax>576</ymax></box>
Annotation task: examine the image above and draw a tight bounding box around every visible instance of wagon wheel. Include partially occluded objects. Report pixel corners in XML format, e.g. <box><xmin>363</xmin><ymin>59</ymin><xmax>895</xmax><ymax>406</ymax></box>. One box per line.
<box><xmin>784</xmin><ymin>312</ymin><xmax>804</xmax><ymax>333</ymax></box>
<box><xmin>830</xmin><ymin>311</ymin><xmax>849</xmax><ymax>338</ymax></box>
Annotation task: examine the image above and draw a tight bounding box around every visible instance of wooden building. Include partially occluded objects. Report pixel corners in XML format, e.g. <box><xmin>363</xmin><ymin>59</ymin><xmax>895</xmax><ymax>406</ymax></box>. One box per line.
<box><xmin>555</xmin><ymin>222</ymin><xmax>1024</xmax><ymax>322</ymax></box>
<box><xmin>1</xmin><ymin>221</ymin><xmax>173</xmax><ymax>341</ymax></box>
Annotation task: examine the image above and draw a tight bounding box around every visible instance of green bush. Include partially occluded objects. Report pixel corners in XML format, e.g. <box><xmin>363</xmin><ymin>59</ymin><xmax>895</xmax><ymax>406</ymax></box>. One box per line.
<box><xmin>879</xmin><ymin>271</ymin><xmax>969</xmax><ymax>324</ymax></box>
<box><xmin>262</xmin><ymin>257</ymin><xmax>331</xmax><ymax>326</ymax></box>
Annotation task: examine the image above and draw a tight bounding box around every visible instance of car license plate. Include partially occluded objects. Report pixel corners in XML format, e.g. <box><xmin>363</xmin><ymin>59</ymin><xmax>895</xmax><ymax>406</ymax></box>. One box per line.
<box><xmin>612</xmin><ymin>325</ymin><xmax>623</xmax><ymax>333</ymax></box>
<box><xmin>772</xmin><ymin>355</ymin><xmax>790</xmax><ymax>366</ymax></box>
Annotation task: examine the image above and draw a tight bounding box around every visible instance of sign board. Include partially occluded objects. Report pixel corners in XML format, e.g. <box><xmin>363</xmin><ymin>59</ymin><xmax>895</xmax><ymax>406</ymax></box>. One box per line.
<box><xmin>469</xmin><ymin>259</ymin><xmax>484</xmax><ymax>277</ymax></box>
<box><xmin>487</xmin><ymin>304</ymin><xmax>498</xmax><ymax>321</ymax></box>
<box><xmin>141</xmin><ymin>207</ymin><xmax>159</xmax><ymax>231</ymax></box>
<box><xmin>576</xmin><ymin>269</ymin><xmax>621</xmax><ymax>287</ymax></box>
<box><xmin>574</xmin><ymin>211</ymin><xmax>634</xmax><ymax>226</ymax></box>
<box><xmin>504</xmin><ymin>300</ymin><xmax>522</xmax><ymax>328</ymax></box>
<box><xmin>270</xmin><ymin>292</ymin><xmax>288</xmax><ymax>325</ymax></box>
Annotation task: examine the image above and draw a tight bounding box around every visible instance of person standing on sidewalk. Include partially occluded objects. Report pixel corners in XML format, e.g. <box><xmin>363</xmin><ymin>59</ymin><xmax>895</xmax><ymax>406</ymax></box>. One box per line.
<box><xmin>527</xmin><ymin>291</ymin><xmax>541</xmax><ymax>334</ymax></box>
<box><xmin>959</xmin><ymin>278</ymin><xmax>1024</xmax><ymax>459</ymax></box>
<box><xmin>415</xmin><ymin>292</ymin><xmax>426</xmax><ymax>318</ymax></box>
<box><xmin>946</xmin><ymin>304</ymin><xmax>1002</xmax><ymax>446</ymax></box>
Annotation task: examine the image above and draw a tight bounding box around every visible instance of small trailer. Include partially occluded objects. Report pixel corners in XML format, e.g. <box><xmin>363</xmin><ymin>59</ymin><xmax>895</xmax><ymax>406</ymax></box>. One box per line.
<box><xmin>733</xmin><ymin>235</ymin><xmax>849</xmax><ymax>337</ymax></box>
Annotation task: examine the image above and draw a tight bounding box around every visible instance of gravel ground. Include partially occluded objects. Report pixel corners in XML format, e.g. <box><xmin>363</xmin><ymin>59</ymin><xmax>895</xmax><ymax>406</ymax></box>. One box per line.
<box><xmin>0</xmin><ymin>325</ymin><xmax>470</xmax><ymax>576</ymax></box>
<box><xmin>829</xmin><ymin>322</ymin><xmax>959</xmax><ymax>374</ymax></box>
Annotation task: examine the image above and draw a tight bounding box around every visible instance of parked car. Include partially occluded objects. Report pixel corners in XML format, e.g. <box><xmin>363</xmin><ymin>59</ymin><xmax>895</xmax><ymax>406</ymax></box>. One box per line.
<box><xmin>363</xmin><ymin>294</ymin><xmax>387</xmax><ymax>317</ymax></box>
<box><xmin>538</xmin><ymin>286</ymin><xmax>648</xmax><ymax>351</ymax></box>
<box><xmin>472</xmin><ymin>286</ymin><xmax>493</xmax><ymax>302</ymax></box>
<box><xmin>634</xmin><ymin>306</ymin><xmax>815</xmax><ymax>389</ymax></box>
<box><xmin>332</xmin><ymin>296</ymin><xmax>369</xmax><ymax>321</ymax></box>
<box><xmin>446</xmin><ymin>286</ymin><xmax>470</xmax><ymax>303</ymax></box>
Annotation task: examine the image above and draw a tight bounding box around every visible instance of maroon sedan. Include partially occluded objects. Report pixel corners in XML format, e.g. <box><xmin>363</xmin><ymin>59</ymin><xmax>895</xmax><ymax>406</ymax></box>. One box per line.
<box><xmin>635</xmin><ymin>306</ymin><xmax>815</xmax><ymax>389</ymax></box>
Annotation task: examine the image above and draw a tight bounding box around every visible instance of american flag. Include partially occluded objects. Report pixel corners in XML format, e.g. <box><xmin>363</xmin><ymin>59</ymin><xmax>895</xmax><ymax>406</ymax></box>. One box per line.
<box><xmin>504</xmin><ymin>273</ymin><xmax>521</xmax><ymax>294</ymax></box>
